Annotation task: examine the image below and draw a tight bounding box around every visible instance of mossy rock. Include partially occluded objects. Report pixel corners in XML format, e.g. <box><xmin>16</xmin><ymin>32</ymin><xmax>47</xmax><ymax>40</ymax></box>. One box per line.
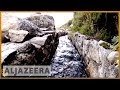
<box><xmin>99</xmin><ymin>42</ymin><xmax>110</xmax><ymax>49</ymax></box>
<box><xmin>112</xmin><ymin>43</ymin><xmax>119</xmax><ymax>51</ymax></box>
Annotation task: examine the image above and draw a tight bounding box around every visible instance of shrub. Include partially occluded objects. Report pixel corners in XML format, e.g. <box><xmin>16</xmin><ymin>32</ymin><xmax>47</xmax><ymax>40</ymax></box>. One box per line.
<box><xmin>95</xmin><ymin>29</ymin><xmax>110</xmax><ymax>42</ymax></box>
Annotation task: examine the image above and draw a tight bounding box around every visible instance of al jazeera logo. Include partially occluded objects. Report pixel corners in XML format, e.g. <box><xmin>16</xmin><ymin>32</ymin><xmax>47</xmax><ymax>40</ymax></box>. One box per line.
<box><xmin>2</xmin><ymin>65</ymin><xmax>51</xmax><ymax>77</ymax></box>
<box><xmin>2</xmin><ymin>68</ymin><xmax>8</xmax><ymax>77</ymax></box>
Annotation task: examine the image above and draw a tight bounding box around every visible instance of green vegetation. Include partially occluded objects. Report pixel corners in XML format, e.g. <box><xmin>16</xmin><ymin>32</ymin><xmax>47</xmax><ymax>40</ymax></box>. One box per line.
<box><xmin>99</xmin><ymin>42</ymin><xmax>110</xmax><ymax>49</ymax></box>
<box><xmin>61</xmin><ymin>12</ymin><xmax>119</xmax><ymax>50</ymax></box>
<box><xmin>111</xmin><ymin>36</ymin><xmax>119</xmax><ymax>51</ymax></box>
<box><xmin>62</xmin><ymin>12</ymin><xmax>118</xmax><ymax>43</ymax></box>
<box><xmin>71</xmin><ymin>12</ymin><xmax>118</xmax><ymax>42</ymax></box>
<box><xmin>71</xmin><ymin>12</ymin><xmax>99</xmax><ymax>36</ymax></box>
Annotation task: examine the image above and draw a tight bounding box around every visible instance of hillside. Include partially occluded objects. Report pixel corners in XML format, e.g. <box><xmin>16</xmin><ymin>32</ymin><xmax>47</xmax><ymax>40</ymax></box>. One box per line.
<box><xmin>60</xmin><ymin>12</ymin><xmax>119</xmax><ymax>51</ymax></box>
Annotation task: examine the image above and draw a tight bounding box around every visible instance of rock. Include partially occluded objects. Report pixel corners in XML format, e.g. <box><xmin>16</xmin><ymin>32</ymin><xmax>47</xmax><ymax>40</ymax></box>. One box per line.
<box><xmin>109</xmin><ymin>65</ymin><xmax>119</xmax><ymax>78</ymax></box>
<box><xmin>42</xmin><ymin>31</ymin><xmax>55</xmax><ymax>35</ymax></box>
<box><xmin>87</xmin><ymin>60</ymin><xmax>99</xmax><ymax>78</ymax></box>
<box><xmin>98</xmin><ymin>40</ymin><xmax>111</xmax><ymax>46</ymax></box>
<box><xmin>26</xmin><ymin>14</ymin><xmax>54</xmax><ymax>29</ymax></box>
<box><xmin>2</xmin><ymin>13</ymin><xmax>56</xmax><ymax>37</ymax></box>
<box><xmin>2</xmin><ymin>41</ymin><xmax>38</xmax><ymax>65</ymax></box>
<box><xmin>57</xmin><ymin>31</ymin><xmax>68</xmax><ymax>37</ymax></box>
<box><xmin>18</xmin><ymin>19</ymin><xmax>42</xmax><ymax>35</ymax></box>
<box><xmin>2</xmin><ymin>33</ymin><xmax>10</xmax><ymax>43</ymax></box>
<box><xmin>30</xmin><ymin>35</ymin><xmax>51</xmax><ymax>48</ymax></box>
<box><xmin>15</xmin><ymin>42</ymin><xmax>37</xmax><ymax>64</ymax></box>
<box><xmin>2</xmin><ymin>14</ymin><xmax>21</xmax><ymax>32</ymax></box>
<box><xmin>39</xmin><ymin>28</ymin><xmax>49</xmax><ymax>31</ymax></box>
<box><xmin>69</xmin><ymin>32</ymin><xmax>119</xmax><ymax>78</ymax></box>
<box><xmin>98</xmin><ymin>40</ymin><xmax>106</xmax><ymax>45</ymax></box>
<box><xmin>2</xmin><ymin>42</ymin><xmax>23</xmax><ymax>63</ymax></box>
<box><xmin>2</xmin><ymin>33</ymin><xmax>59</xmax><ymax>65</ymax></box>
<box><xmin>8</xmin><ymin>29</ymin><xmax>29</xmax><ymax>42</ymax></box>
<box><xmin>35</xmin><ymin>33</ymin><xmax>59</xmax><ymax>64</ymax></box>
<box><xmin>107</xmin><ymin>51</ymin><xmax>119</xmax><ymax>64</ymax></box>
<box><xmin>2</xmin><ymin>14</ymin><xmax>42</xmax><ymax>36</ymax></box>
<box><xmin>1</xmin><ymin>13</ymin><xmax>60</xmax><ymax>74</ymax></box>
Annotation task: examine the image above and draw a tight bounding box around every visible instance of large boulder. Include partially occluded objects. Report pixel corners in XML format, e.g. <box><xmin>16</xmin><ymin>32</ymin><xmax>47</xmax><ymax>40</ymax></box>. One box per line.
<box><xmin>2</xmin><ymin>41</ymin><xmax>37</xmax><ymax>65</ymax></box>
<box><xmin>2</xmin><ymin>33</ymin><xmax>59</xmax><ymax>65</ymax></box>
<box><xmin>107</xmin><ymin>51</ymin><xmax>119</xmax><ymax>64</ymax></box>
<box><xmin>2</xmin><ymin>13</ymin><xmax>56</xmax><ymax>37</ymax></box>
<box><xmin>57</xmin><ymin>31</ymin><xmax>68</xmax><ymax>37</ymax></box>
<box><xmin>2</xmin><ymin>13</ymin><xmax>43</xmax><ymax>36</ymax></box>
<box><xmin>1</xmin><ymin>13</ymin><xmax>59</xmax><ymax>68</ymax></box>
<box><xmin>2</xmin><ymin>13</ymin><xmax>20</xmax><ymax>32</ymax></box>
<box><xmin>26</xmin><ymin>14</ymin><xmax>55</xmax><ymax>29</ymax></box>
<box><xmin>69</xmin><ymin>32</ymin><xmax>119</xmax><ymax>78</ymax></box>
<box><xmin>18</xmin><ymin>19</ymin><xmax>42</xmax><ymax>35</ymax></box>
<box><xmin>2</xmin><ymin>42</ymin><xmax>23</xmax><ymax>63</ymax></box>
<box><xmin>35</xmin><ymin>33</ymin><xmax>59</xmax><ymax>64</ymax></box>
<box><xmin>8</xmin><ymin>29</ymin><xmax>29</xmax><ymax>42</ymax></box>
<box><xmin>29</xmin><ymin>34</ymin><xmax>51</xmax><ymax>48</ymax></box>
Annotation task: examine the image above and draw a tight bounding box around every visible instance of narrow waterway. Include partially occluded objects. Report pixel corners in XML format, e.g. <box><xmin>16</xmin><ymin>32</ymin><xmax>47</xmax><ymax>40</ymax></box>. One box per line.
<box><xmin>51</xmin><ymin>35</ymin><xmax>87</xmax><ymax>78</ymax></box>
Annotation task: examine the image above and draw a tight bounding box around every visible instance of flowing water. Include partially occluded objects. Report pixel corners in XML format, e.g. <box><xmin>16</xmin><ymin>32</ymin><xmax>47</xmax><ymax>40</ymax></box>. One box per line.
<box><xmin>51</xmin><ymin>35</ymin><xmax>87</xmax><ymax>78</ymax></box>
